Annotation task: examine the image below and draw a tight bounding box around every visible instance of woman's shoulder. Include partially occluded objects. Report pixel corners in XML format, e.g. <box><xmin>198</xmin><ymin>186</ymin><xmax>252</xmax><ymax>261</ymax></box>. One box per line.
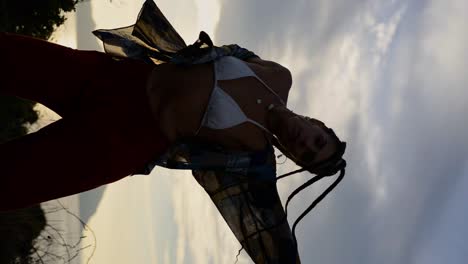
<box><xmin>245</xmin><ymin>57</ymin><xmax>292</xmax><ymax>87</ymax></box>
<box><xmin>242</xmin><ymin>58</ymin><xmax>292</xmax><ymax>103</ymax></box>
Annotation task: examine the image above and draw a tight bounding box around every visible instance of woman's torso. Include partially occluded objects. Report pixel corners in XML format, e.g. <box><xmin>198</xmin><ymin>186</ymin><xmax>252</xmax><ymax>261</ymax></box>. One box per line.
<box><xmin>146</xmin><ymin>57</ymin><xmax>290</xmax><ymax>151</ymax></box>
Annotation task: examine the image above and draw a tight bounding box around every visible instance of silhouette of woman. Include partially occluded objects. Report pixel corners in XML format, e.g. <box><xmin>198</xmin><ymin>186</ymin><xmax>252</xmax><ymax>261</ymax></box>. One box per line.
<box><xmin>1</xmin><ymin>1</ymin><xmax>347</xmax><ymax>262</ymax></box>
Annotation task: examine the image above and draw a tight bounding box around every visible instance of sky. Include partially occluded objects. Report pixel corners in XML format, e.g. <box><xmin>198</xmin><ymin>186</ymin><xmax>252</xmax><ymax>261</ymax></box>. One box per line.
<box><xmin>44</xmin><ymin>0</ymin><xmax>468</xmax><ymax>263</ymax></box>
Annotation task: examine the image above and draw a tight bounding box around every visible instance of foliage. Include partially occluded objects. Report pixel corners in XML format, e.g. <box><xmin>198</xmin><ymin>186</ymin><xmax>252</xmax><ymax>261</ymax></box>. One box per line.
<box><xmin>0</xmin><ymin>96</ymin><xmax>38</xmax><ymax>144</ymax></box>
<box><xmin>24</xmin><ymin>202</ymin><xmax>96</xmax><ymax>264</ymax></box>
<box><xmin>0</xmin><ymin>206</ymin><xmax>46</xmax><ymax>264</ymax></box>
<box><xmin>0</xmin><ymin>203</ymin><xmax>96</xmax><ymax>264</ymax></box>
<box><xmin>0</xmin><ymin>0</ymin><xmax>81</xmax><ymax>39</ymax></box>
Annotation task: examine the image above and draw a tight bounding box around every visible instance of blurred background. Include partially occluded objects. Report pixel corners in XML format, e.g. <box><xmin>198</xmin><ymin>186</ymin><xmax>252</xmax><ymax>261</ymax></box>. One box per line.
<box><xmin>1</xmin><ymin>0</ymin><xmax>467</xmax><ymax>263</ymax></box>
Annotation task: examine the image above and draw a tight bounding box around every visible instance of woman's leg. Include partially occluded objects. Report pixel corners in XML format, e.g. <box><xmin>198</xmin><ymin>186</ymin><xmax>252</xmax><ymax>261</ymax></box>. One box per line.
<box><xmin>0</xmin><ymin>32</ymin><xmax>118</xmax><ymax>117</ymax></box>
<box><xmin>0</xmin><ymin>112</ymin><xmax>170</xmax><ymax>211</ymax></box>
<box><xmin>0</xmin><ymin>32</ymin><xmax>171</xmax><ymax>211</ymax></box>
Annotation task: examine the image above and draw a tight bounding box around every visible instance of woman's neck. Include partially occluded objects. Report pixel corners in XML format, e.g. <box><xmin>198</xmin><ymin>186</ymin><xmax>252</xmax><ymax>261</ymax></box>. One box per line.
<box><xmin>266</xmin><ymin>105</ymin><xmax>296</xmax><ymax>133</ymax></box>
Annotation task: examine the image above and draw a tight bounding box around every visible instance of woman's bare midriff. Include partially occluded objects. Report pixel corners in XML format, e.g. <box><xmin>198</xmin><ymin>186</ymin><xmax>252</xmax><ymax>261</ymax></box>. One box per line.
<box><xmin>146</xmin><ymin>60</ymin><xmax>290</xmax><ymax>152</ymax></box>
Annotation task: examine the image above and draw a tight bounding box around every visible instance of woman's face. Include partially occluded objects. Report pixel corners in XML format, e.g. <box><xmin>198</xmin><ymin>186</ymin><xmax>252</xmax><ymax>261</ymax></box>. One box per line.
<box><xmin>278</xmin><ymin>115</ymin><xmax>337</xmax><ymax>166</ymax></box>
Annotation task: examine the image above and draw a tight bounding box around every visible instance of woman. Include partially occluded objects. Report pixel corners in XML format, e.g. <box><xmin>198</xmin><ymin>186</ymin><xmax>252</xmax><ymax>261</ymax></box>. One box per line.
<box><xmin>0</xmin><ymin>30</ymin><xmax>341</xmax><ymax>205</ymax></box>
<box><xmin>0</xmin><ymin>32</ymin><xmax>345</xmax><ymax>262</ymax></box>
<box><xmin>1</xmin><ymin>2</ymin><xmax>346</xmax><ymax>262</ymax></box>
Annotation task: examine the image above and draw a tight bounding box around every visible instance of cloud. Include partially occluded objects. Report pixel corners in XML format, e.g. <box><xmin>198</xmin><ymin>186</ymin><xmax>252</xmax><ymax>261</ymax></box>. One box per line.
<box><xmin>167</xmin><ymin>169</ymin><xmax>242</xmax><ymax>264</ymax></box>
<box><xmin>304</xmin><ymin>0</ymin><xmax>468</xmax><ymax>263</ymax></box>
<box><xmin>411</xmin><ymin>161</ymin><xmax>468</xmax><ymax>264</ymax></box>
<box><xmin>75</xmin><ymin>0</ymin><xmax>468</xmax><ymax>263</ymax></box>
<box><xmin>371</xmin><ymin>1</ymin><xmax>468</xmax><ymax>263</ymax></box>
<box><xmin>210</xmin><ymin>0</ymin><xmax>468</xmax><ymax>263</ymax></box>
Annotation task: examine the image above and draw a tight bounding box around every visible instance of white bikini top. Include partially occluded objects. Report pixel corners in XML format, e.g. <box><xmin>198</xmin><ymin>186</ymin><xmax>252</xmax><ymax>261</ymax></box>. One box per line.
<box><xmin>195</xmin><ymin>56</ymin><xmax>285</xmax><ymax>135</ymax></box>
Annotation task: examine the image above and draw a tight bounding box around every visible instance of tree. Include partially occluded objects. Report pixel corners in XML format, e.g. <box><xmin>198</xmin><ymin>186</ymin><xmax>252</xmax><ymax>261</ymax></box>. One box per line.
<box><xmin>0</xmin><ymin>206</ymin><xmax>46</xmax><ymax>264</ymax></box>
<box><xmin>0</xmin><ymin>0</ymin><xmax>81</xmax><ymax>39</ymax></box>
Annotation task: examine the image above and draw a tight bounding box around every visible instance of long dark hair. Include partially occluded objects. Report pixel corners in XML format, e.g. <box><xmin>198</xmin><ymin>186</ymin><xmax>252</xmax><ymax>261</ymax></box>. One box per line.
<box><xmin>272</xmin><ymin>120</ymin><xmax>347</xmax><ymax>246</ymax></box>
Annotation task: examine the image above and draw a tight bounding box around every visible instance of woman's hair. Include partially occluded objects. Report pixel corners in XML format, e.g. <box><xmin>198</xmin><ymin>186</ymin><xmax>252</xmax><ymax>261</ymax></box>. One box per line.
<box><xmin>272</xmin><ymin>116</ymin><xmax>347</xmax><ymax>248</ymax></box>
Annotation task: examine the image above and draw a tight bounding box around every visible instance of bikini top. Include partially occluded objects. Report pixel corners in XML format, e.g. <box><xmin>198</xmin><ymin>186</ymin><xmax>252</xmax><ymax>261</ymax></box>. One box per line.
<box><xmin>195</xmin><ymin>56</ymin><xmax>285</xmax><ymax>135</ymax></box>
